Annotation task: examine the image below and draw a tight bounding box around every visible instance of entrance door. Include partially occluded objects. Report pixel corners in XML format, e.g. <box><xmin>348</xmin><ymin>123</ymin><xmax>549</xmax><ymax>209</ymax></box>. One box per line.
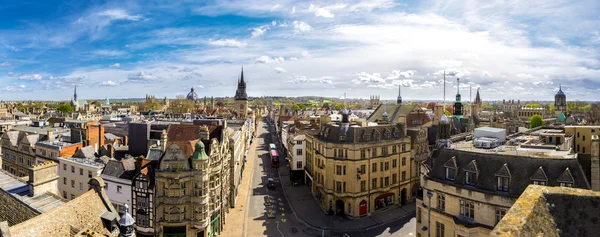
<box><xmin>401</xmin><ymin>188</ymin><xmax>407</xmax><ymax>205</ymax></box>
<box><xmin>359</xmin><ymin>200</ymin><xmax>367</xmax><ymax>216</ymax></box>
<box><xmin>335</xmin><ymin>200</ymin><xmax>345</xmax><ymax>216</ymax></box>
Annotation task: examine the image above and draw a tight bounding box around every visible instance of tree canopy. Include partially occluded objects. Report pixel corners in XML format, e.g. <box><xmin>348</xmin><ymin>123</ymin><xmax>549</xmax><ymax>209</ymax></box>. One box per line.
<box><xmin>56</xmin><ymin>104</ymin><xmax>74</xmax><ymax>114</ymax></box>
<box><xmin>530</xmin><ymin>114</ymin><xmax>544</xmax><ymax>128</ymax></box>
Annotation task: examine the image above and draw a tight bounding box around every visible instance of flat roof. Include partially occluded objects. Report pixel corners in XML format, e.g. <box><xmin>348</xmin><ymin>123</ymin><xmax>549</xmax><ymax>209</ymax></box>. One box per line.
<box><xmin>36</xmin><ymin>140</ymin><xmax>81</xmax><ymax>149</ymax></box>
<box><xmin>11</xmin><ymin>126</ymin><xmax>69</xmax><ymax>135</ymax></box>
<box><xmin>62</xmin><ymin>157</ymin><xmax>105</xmax><ymax>168</ymax></box>
<box><xmin>64</xmin><ymin>119</ymin><xmax>94</xmax><ymax>124</ymax></box>
<box><xmin>0</xmin><ymin>170</ymin><xmax>65</xmax><ymax>214</ymax></box>
<box><xmin>475</xmin><ymin>127</ymin><xmax>506</xmax><ymax>132</ymax></box>
<box><xmin>452</xmin><ymin>141</ymin><xmax>575</xmax><ymax>159</ymax></box>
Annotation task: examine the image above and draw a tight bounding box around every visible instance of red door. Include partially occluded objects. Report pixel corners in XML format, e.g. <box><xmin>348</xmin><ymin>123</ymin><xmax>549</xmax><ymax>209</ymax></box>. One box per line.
<box><xmin>359</xmin><ymin>200</ymin><xmax>367</xmax><ymax>216</ymax></box>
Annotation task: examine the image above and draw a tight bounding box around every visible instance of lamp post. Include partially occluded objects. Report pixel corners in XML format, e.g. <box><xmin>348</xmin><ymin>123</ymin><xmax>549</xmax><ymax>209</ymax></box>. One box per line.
<box><xmin>427</xmin><ymin>190</ymin><xmax>433</xmax><ymax>237</ymax></box>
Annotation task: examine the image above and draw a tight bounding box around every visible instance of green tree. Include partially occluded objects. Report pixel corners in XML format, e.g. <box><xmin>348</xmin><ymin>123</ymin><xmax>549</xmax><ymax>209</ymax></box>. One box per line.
<box><xmin>525</xmin><ymin>104</ymin><xmax>541</xmax><ymax>108</ymax></box>
<box><xmin>530</xmin><ymin>114</ymin><xmax>544</xmax><ymax>128</ymax></box>
<box><xmin>56</xmin><ymin>104</ymin><xmax>74</xmax><ymax>114</ymax></box>
<box><xmin>548</xmin><ymin>104</ymin><xmax>555</xmax><ymax>115</ymax></box>
<box><xmin>443</xmin><ymin>110</ymin><xmax>451</xmax><ymax>117</ymax></box>
<box><xmin>168</xmin><ymin>95</ymin><xmax>195</xmax><ymax>113</ymax></box>
<box><xmin>291</xmin><ymin>104</ymin><xmax>301</xmax><ymax>110</ymax></box>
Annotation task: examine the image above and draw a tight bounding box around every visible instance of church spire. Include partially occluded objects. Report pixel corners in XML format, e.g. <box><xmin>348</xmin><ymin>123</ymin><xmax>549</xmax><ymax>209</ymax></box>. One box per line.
<box><xmin>397</xmin><ymin>84</ymin><xmax>402</xmax><ymax>104</ymax></box>
<box><xmin>475</xmin><ymin>87</ymin><xmax>481</xmax><ymax>104</ymax></box>
<box><xmin>240</xmin><ymin>66</ymin><xmax>245</xmax><ymax>84</ymax></box>
<box><xmin>74</xmin><ymin>85</ymin><xmax>77</xmax><ymax>101</ymax></box>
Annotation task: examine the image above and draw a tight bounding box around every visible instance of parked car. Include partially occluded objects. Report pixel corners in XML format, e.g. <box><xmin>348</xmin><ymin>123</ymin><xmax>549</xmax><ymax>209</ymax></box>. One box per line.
<box><xmin>267</xmin><ymin>178</ymin><xmax>276</xmax><ymax>190</ymax></box>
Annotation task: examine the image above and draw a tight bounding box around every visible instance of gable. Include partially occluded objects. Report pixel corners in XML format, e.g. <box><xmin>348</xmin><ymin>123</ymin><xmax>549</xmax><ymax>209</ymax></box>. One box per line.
<box><xmin>530</xmin><ymin>166</ymin><xmax>548</xmax><ymax>181</ymax></box>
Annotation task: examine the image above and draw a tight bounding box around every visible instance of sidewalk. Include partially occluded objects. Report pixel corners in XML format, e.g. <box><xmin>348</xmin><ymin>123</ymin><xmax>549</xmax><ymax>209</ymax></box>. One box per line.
<box><xmin>278</xmin><ymin>166</ymin><xmax>416</xmax><ymax>232</ymax></box>
<box><xmin>220</xmin><ymin>122</ymin><xmax>260</xmax><ymax>237</ymax></box>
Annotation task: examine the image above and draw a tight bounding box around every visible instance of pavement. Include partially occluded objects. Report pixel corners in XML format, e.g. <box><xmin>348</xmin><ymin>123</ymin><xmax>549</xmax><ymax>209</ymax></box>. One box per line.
<box><xmin>222</xmin><ymin>117</ymin><xmax>417</xmax><ymax>237</ymax></box>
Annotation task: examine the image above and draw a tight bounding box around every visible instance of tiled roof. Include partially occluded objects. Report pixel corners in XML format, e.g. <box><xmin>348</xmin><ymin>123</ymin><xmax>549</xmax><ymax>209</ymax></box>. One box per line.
<box><xmin>101</xmin><ymin>158</ymin><xmax>137</xmax><ymax>180</ymax></box>
<box><xmin>73</xmin><ymin>146</ymin><xmax>96</xmax><ymax>159</ymax></box>
<box><xmin>428</xmin><ymin>149</ymin><xmax>590</xmax><ymax>197</ymax></box>
<box><xmin>314</xmin><ymin>122</ymin><xmax>406</xmax><ymax>143</ymax></box>
<box><xmin>8</xmin><ymin>180</ymin><xmax>119</xmax><ymax>237</ymax></box>
<box><xmin>103</xmin><ymin>133</ymin><xmax>120</xmax><ymax>140</ymax></box>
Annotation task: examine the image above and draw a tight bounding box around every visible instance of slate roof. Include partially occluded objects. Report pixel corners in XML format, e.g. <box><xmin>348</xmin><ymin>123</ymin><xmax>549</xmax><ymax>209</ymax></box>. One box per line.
<box><xmin>8</xmin><ymin>178</ymin><xmax>119</xmax><ymax>237</ymax></box>
<box><xmin>147</xmin><ymin>148</ymin><xmax>164</xmax><ymax>161</ymax></box>
<box><xmin>73</xmin><ymin>146</ymin><xmax>96</xmax><ymax>159</ymax></box>
<box><xmin>101</xmin><ymin>158</ymin><xmax>137</xmax><ymax>180</ymax></box>
<box><xmin>428</xmin><ymin>149</ymin><xmax>590</xmax><ymax>198</ymax></box>
<box><xmin>104</xmin><ymin>133</ymin><xmax>120</xmax><ymax>140</ymax></box>
<box><xmin>315</xmin><ymin>122</ymin><xmax>406</xmax><ymax>143</ymax></box>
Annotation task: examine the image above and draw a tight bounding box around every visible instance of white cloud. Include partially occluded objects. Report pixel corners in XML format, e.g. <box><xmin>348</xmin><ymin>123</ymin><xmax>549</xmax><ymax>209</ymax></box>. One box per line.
<box><xmin>208</xmin><ymin>39</ymin><xmax>247</xmax><ymax>47</ymax></box>
<box><xmin>309</xmin><ymin>4</ymin><xmax>335</xmax><ymax>18</ymax></box>
<box><xmin>274</xmin><ymin>67</ymin><xmax>287</xmax><ymax>73</ymax></box>
<box><xmin>251</xmin><ymin>25</ymin><xmax>270</xmax><ymax>37</ymax></box>
<box><xmin>287</xmin><ymin>74</ymin><xmax>334</xmax><ymax>84</ymax></box>
<box><xmin>127</xmin><ymin>71</ymin><xmax>158</xmax><ymax>81</ymax></box>
<box><xmin>438</xmin><ymin>58</ymin><xmax>462</xmax><ymax>68</ymax></box>
<box><xmin>293</xmin><ymin>21</ymin><xmax>312</xmax><ymax>33</ymax></box>
<box><xmin>101</xmin><ymin>80</ymin><xmax>119</xmax><ymax>86</ymax></box>
<box><xmin>19</xmin><ymin>74</ymin><xmax>43</xmax><ymax>80</ymax></box>
<box><xmin>98</xmin><ymin>9</ymin><xmax>142</xmax><ymax>21</ymax></box>
<box><xmin>0</xmin><ymin>62</ymin><xmax>14</xmax><ymax>68</ymax></box>
<box><xmin>289</xmin><ymin>57</ymin><xmax>298</xmax><ymax>61</ymax></box>
<box><xmin>94</xmin><ymin>50</ymin><xmax>126</xmax><ymax>57</ymax></box>
<box><xmin>255</xmin><ymin>56</ymin><xmax>285</xmax><ymax>64</ymax></box>
<box><xmin>517</xmin><ymin>73</ymin><xmax>534</xmax><ymax>78</ymax></box>
<box><xmin>353</xmin><ymin>72</ymin><xmax>385</xmax><ymax>84</ymax></box>
<box><xmin>291</xmin><ymin>6</ymin><xmax>296</xmax><ymax>14</ymax></box>
<box><xmin>301</xmin><ymin>50</ymin><xmax>312</xmax><ymax>58</ymax></box>
<box><xmin>386</xmin><ymin>70</ymin><xmax>416</xmax><ymax>80</ymax></box>
<box><xmin>482</xmin><ymin>71</ymin><xmax>492</xmax><ymax>77</ymax></box>
<box><xmin>197</xmin><ymin>85</ymin><xmax>205</xmax><ymax>88</ymax></box>
<box><xmin>110</xmin><ymin>63</ymin><xmax>120</xmax><ymax>68</ymax></box>
<box><xmin>270</xmin><ymin>4</ymin><xmax>282</xmax><ymax>12</ymax></box>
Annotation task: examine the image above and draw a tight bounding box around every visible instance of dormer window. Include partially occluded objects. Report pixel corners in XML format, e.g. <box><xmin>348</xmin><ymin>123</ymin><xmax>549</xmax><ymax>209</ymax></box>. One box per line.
<box><xmin>393</xmin><ymin>127</ymin><xmax>400</xmax><ymax>138</ymax></box>
<box><xmin>464</xmin><ymin>160</ymin><xmax>478</xmax><ymax>186</ymax></box>
<box><xmin>443</xmin><ymin>157</ymin><xmax>458</xmax><ymax>181</ymax></box>
<box><xmin>530</xmin><ymin>166</ymin><xmax>548</xmax><ymax>186</ymax></box>
<box><xmin>557</xmin><ymin>167</ymin><xmax>575</xmax><ymax>188</ymax></box>
<box><xmin>495</xmin><ymin>163</ymin><xmax>511</xmax><ymax>192</ymax></box>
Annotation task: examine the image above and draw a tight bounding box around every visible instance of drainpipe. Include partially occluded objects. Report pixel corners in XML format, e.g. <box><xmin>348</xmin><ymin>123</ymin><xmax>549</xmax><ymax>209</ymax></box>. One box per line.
<box><xmin>426</xmin><ymin>190</ymin><xmax>433</xmax><ymax>237</ymax></box>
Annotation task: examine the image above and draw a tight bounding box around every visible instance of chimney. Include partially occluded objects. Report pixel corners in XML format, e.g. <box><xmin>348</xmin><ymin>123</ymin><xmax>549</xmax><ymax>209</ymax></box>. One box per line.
<box><xmin>47</xmin><ymin>129</ymin><xmax>54</xmax><ymax>141</ymax></box>
<box><xmin>108</xmin><ymin>144</ymin><xmax>115</xmax><ymax>158</ymax></box>
<box><xmin>123</xmin><ymin>135</ymin><xmax>129</xmax><ymax>146</ymax></box>
<box><xmin>433</xmin><ymin>104</ymin><xmax>443</xmax><ymax>126</ymax></box>
<box><xmin>591</xmin><ymin>135</ymin><xmax>600</xmax><ymax>191</ymax></box>
<box><xmin>98</xmin><ymin>124</ymin><xmax>105</xmax><ymax>148</ymax></box>
<box><xmin>160</xmin><ymin>130</ymin><xmax>168</xmax><ymax>151</ymax></box>
<box><xmin>199</xmin><ymin>125</ymin><xmax>210</xmax><ymax>141</ymax></box>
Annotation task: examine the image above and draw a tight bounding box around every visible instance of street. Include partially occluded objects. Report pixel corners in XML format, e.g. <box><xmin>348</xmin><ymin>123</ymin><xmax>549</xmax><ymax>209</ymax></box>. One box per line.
<box><xmin>243</xmin><ymin>117</ymin><xmax>417</xmax><ymax>237</ymax></box>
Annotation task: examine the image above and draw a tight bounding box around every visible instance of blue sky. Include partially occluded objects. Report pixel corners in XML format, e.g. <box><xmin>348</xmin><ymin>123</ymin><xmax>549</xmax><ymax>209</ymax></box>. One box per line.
<box><xmin>0</xmin><ymin>0</ymin><xmax>599</xmax><ymax>101</ymax></box>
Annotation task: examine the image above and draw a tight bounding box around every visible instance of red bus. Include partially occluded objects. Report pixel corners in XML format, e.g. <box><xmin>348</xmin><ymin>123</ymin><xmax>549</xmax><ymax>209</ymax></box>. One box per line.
<box><xmin>270</xmin><ymin>150</ymin><xmax>280</xmax><ymax>168</ymax></box>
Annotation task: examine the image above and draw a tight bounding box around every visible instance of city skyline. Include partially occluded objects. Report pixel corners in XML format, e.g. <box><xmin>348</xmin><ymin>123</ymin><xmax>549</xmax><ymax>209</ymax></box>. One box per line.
<box><xmin>0</xmin><ymin>0</ymin><xmax>599</xmax><ymax>101</ymax></box>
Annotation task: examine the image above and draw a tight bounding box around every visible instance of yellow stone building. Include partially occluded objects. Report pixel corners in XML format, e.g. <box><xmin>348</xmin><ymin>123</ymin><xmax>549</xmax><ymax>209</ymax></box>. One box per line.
<box><xmin>564</xmin><ymin>126</ymin><xmax>600</xmax><ymax>155</ymax></box>
<box><xmin>416</xmin><ymin>144</ymin><xmax>590</xmax><ymax>237</ymax></box>
<box><xmin>155</xmin><ymin>124</ymin><xmax>230</xmax><ymax>237</ymax></box>
<box><xmin>305</xmin><ymin>110</ymin><xmax>414</xmax><ymax>218</ymax></box>
<box><xmin>1</xmin><ymin>131</ymin><xmax>40</xmax><ymax>177</ymax></box>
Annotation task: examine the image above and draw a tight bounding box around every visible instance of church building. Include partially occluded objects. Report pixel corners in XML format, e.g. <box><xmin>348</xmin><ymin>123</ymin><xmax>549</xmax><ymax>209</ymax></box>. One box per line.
<box><xmin>234</xmin><ymin>68</ymin><xmax>248</xmax><ymax>119</ymax></box>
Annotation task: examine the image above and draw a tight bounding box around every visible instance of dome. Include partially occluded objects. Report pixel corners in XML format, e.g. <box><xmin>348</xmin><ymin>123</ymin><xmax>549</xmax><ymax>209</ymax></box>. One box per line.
<box><xmin>555</xmin><ymin>85</ymin><xmax>565</xmax><ymax>97</ymax></box>
<box><xmin>186</xmin><ymin>87</ymin><xmax>198</xmax><ymax>100</ymax></box>
<box><xmin>119</xmin><ymin>204</ymin><xmax>135</xmax><ymax>226</ymax></box>
<box><xmin>191</xmin><ymin>140</ymin><xmax>209</xmax><ymax>160</ymax></box>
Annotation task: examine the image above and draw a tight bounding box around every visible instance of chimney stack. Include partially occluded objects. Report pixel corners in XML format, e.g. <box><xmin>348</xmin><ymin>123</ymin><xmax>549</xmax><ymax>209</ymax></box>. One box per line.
<box><xmin>199</xmin><ymin>125</ymin><xmax>210</xmax><ymax>141</ymax></box>
<box><xmin>47</xmin><ymin>129</ymin><xmax>54</xmax><ymax>141</ymax></box>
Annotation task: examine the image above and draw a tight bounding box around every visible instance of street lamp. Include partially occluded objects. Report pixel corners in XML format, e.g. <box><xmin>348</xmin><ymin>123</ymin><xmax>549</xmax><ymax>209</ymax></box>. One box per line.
<box><xmin>427</xmin><ymin>190</ymin><xmax>433</xmax><ymax>237</ymax></box>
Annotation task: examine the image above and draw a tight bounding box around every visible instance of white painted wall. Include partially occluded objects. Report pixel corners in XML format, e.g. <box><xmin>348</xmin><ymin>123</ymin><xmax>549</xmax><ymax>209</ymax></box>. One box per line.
<box><xmin>101</xmin><ymin>175</ymin><xmax>133</xmax><ymax>215</ymax></box>
<box><xmin>58</xmin><ymin>158</ymin><xmax>104</xmax><ymax>200</ymax></box>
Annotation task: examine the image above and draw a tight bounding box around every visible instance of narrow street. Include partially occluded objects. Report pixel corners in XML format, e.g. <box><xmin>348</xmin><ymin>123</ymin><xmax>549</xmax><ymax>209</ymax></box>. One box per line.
<box><xmin>241</xmin><ymin>117</ymin><xmax>417</xmax><ymax>237</ymax></box>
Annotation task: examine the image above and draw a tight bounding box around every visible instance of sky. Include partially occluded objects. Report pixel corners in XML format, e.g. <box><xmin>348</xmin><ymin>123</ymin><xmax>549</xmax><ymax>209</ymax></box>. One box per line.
<box><xmin>0</xmin><ymin>0</ymin><xmax>599</xmax><ymax>101</ymax></box>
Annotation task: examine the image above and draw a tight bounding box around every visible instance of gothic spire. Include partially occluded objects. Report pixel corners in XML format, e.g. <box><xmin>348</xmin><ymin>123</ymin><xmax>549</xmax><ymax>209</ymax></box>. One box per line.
<box><xmin>397</xmin><ymin>84</ymin><xmax>402</xmax><ymax>104</ymax></box>
<box><xmin>240</xmin><ymin>66</ymin><xmax>245</xmax><ymax>84</ymax></box>
<box><xmin>74</xmin><ymin>85</ymin><xmax>77</xmax><ymax>101</ymax></box>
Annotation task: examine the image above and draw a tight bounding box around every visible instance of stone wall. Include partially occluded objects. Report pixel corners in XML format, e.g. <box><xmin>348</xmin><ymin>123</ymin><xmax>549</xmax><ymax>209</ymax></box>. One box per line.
<box><xmin>0</xmin><ymin>189</ymin><xmax>39</xmax><ymax>226</ymax></box>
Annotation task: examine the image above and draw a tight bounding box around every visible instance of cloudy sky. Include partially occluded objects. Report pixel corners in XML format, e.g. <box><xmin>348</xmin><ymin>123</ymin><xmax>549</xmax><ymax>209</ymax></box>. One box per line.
<box><xmin>0</xmin><ymin>0</ymin><xmax>599</xmax><ymax>101</ymax></box>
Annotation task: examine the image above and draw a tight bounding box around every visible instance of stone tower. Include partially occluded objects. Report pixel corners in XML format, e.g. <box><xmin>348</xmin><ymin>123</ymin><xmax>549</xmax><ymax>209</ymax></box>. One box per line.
<box><xmin>473</xmin><ymin>88</ymin><xmax>482</xmax><ymax>117</ymax></box>
<box><xmin>234</xmin><ymin>67</ymin><xmax>248</xmax><ymax>119</ymax></box>
<box><xmin>453</xmin><ymin>78</ymin><xmax>463</xmax><ymax>116</ymax></box>
<box><xmin>397</xmin><ymin>85</ymin><xmax>402</xmax><ymax>104</ymax></box>
<box><xmin>554</xmin><ymin>84</ymin><xmax>566</xmax><ymax>114</ymax></box>
<box><xmin>591</xmin><ymin>135</ymin><xmax>599</xmax><ymax>191</ymax></box>
<box><xmin>369</xmin><ymin>95</ymin><xmax>380</xmax><ymax>108</ymax></box>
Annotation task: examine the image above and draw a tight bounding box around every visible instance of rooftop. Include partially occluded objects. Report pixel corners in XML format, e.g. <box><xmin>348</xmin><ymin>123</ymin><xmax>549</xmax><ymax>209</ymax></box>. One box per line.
<box><xmin>451</xmin><ymin>141</ymin><xmax>575</xmax><ymax>159</ymax></box>
<box><xmin>492</xmin><ymin>185</ymin><xmax>600</xmax><ymax>237</ymax></box>
<box><xmin>62</xmin><ymin>157</ymin><xmax>105</xmax><ymax>169</ymax></box>
<box><xmin>0</xmin><ymin>170</ymin><xmax>65</xmax><ymax>216</ymax></box>
<box><xmin>36</xmin><ymin>139</ymin><xmax>81</xmax><ymax>149</ymax></box>
<box><xmin>10</xmin><ymin>125</ymin><xmax>69</xmax><ymax>135</ymax></box>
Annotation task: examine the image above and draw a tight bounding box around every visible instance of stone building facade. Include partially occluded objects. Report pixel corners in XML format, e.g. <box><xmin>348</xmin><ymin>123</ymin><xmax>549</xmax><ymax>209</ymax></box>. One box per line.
<box><xmin>1</xmin><ymin>131</ymin><xmax>40</xmax><ymax>177</ymax></box>
<box><xmin>416</xmin><ymin>148</ymin><xmax>590</xmax><ymax>237</ymax></box>
<box><xmin>155</xmin><ymin>123</ymin><xmax>230</xmax><ymax>237</ymax></box>
<box><xmin>305</xmin><ymin>112</ymin><xmax>414</xmax><ymax>218</ymax></box>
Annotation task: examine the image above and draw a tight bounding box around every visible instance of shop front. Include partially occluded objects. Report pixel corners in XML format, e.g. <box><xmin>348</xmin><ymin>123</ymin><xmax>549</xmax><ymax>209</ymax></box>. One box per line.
<box><xmin>374</xmin><ymin>193</ymin><xmax>395</xmax><ymax>211</ymax></box>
